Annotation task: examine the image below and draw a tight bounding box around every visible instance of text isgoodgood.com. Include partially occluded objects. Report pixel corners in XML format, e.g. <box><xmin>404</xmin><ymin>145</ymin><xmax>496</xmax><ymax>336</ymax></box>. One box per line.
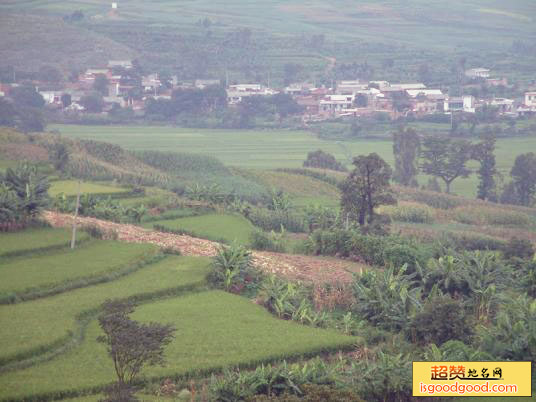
<box><xmin>420</xmin><ymin>381</ymin><xmax>518</xmax><ymax>395</ymax></box>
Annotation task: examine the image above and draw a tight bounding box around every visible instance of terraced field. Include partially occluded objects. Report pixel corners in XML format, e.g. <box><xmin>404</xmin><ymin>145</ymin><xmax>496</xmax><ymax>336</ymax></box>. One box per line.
<box><xmin>0</xmin><ymin>229</ymin><xmax>357</xmax><ymax>401</ymax></box>
<box><xmin>148</xmin><ymin>213</ymin><xmax>257</xmax><ymax>244</ymax></box>
<box><xmin>48</xmin><ymin>180</ymin><xmax>130</xmax><ymax>197</ymax></box>
<box><xmin>0</xmin><ymin>240</ymin><xmax>156</xmax><ymax>301</ymax></box>
<box><xmin>0</xmin><ymin>227</ymin><xmax>89</xmax><ymax>258</ymax></box>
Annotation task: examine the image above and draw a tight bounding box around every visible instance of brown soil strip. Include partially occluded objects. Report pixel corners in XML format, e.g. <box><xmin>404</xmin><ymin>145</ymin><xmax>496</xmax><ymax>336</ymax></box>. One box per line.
<box><xmin>43</xmin><ymin>211</ymin><xmax>365</xmax><ymax>284</ymax></box>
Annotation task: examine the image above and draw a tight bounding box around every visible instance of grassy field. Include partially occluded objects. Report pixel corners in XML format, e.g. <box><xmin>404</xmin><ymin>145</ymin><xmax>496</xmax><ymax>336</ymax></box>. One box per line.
<box><xmin>149</xmin><ymin>213</ymin><xmax>257</xmax><ymax>244</ymax></box>
<box><xmin>0</xmin><ymin>227</ymin><xmax>89</xmax><ymax>258</ymax></box>
<box><xmin>0</xmin><ymin>290</ymin><xmax>357</xmax><ymax>400</ymax></box>
<box><xmin>48</xmin><ymin>180</ymin><xmax>130</xmax><ymax>197</ymax></box>
<box><xmin>0</xmin><ymin>256</ymin><xmax>210</xmax><ymax>366</ymax></box>
<box><xmin>0</xmin><ymin>240</ymin><xmax>156</xmax><ymax>301</ymax></box>
<box><xmin>52</xmin><ymin>124</ymin><xmax>536</xmax><ymax>198</ymax></box>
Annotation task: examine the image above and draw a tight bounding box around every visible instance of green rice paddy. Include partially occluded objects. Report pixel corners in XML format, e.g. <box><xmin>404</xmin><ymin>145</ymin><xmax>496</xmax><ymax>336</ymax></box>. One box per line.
<box><xmin>48</xmin><ymin>180</ymin><xmax>130</xmax><ymax>197</ymax></box>
<box><xmin>0</xmin><ymin>231</ymin><xmax>356</xmax><ymax>401</ymax></box>
<box><xmin>0</xmin><ymin>227</ymin><xmax>88</xmax><ymax>258</ymax></box>
<box><xmin>0</xmin><ymin>290</ymin><xmax>357</xmax><ymax>400</ymax></box>
<box><xmin>150</xmin><ymin>213</ymin><xmax>257</xmax><ymax>244</ymax></box>
<box><xmin>0</xmin><ymin>240</ymin><xmax>156</xmax><ymax>299</ymax></box>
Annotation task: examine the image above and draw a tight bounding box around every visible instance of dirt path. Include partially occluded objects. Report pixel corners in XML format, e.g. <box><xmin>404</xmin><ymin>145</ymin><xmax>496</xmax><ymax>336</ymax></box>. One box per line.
<box><xmin>43</xmin><ymin>211</ymin><xmax>364</xmax><ymax>284</ymax></box>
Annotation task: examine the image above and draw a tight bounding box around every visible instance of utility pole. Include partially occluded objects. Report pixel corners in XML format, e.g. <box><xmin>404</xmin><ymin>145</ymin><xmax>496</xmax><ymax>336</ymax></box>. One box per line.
<box><xmin>70</xmin><ymin>181</ymin><xmax>81</xmax><ymax>249</ymax></box>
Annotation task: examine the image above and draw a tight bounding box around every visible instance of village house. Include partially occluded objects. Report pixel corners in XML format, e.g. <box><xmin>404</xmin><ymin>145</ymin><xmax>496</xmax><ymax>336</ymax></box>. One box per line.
<box><xmin>226</xmin><ymin>84</ymin><xmax>278</xmax><ymax>105</ymax></box>
<box><xmin>108</xmin><ymin>60</ymin><xmax>133</xmax><ymax>70</ymax></box>
<box><xmin>39</xmin><ymin>91</ymin><xmax>63</xmax><ymax>106</ymax></box>
<box><xmin>194</xmin><ymin>79</ymin><xmax>221</xmax><ymax>89</ymax></box>
<box><xmin>444</xmin><ymin>96</ymin><xmax>476</xmax><ymax>113</ymax></box>
<box><xmin>369</xmin><ymin>81</ymin><xmax>390</xmax><ymax>90</ymax></box>
<box><xmin>141</xmin><ymin>74</ymin><xmax>161</xmax><ymax>95</ymax></box>
<box><xmin>336</xmin><ymin>80</ymin><xmax>368</xmax><ymax>94</ymax></box>
<box><xmin>79</xmin><ymin>68</ymin><xmax>111</xmax><ymax>85</ymax></box>
<box><xmin>486</xmin><ymin>77</ymin><xmax>508</xmax><ymax>87</ymax></box>
<box><xmin>465</xmin><ymin>68</ymin><xmax>490</xmax><ymax>79</ymax></box>
<box><xmin>284</xmin><ymin>83</ymin><xmax>314</xmax><ymax>95</ymax></box>
<box><xmin>389</xmin><ymin>83</ymin><xmax>427</xmax><ymax>91</ymax></box>
<box><xmin>319</xmin><ymin>94</ymin><xmax>355</xmax><ymax>116</ymax></box>
<box><xmin>525</xmin><ymin>91</ymin><xmax>536</xmax><ymax>108</ymax></box>
<box><xmin>489</xmin><ymin>97</ymin><xmax>515</xmax><ymax>115</ymax></box>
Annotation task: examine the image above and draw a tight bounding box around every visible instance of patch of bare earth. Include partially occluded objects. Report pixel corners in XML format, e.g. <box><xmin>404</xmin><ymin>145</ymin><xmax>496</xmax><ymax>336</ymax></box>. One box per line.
<box><xmin>43</xmin><ymin>211</ymin><xmax>365</xmax><ymax>284</ymax></box>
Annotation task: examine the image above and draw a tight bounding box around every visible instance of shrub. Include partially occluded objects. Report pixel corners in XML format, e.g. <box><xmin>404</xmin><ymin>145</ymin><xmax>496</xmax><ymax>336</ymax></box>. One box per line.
<box><xmin>347</xmin><ymin>233</ymin><xmax>388</xmax><ymax>265</ymax></box>
<box><xmin>0</xmin><ymin>164</ymin><xmax>50</xmax><ymax>228</ymax></box>
<box><xmin>477</xmin><ymin>295</ymin><xmax>536</xmax><ymax>361</ymax></box>
<box><xmin>352</xmin><ymin>267</ymin><xmax>421</xmax><ymax>331</ymax></box>
<box><xmin>207</xmin><ymin>244</ymin><xmax>261</xmax><ymax>294</ymax></box>
<box><xmin>303</xmin><ymin>205</ymin><xmax>338</xmax><ymax>232</ymax></box>
<box><xmin>247</xmin><ymin>208</ymin><xmax>305</xmax><ymax>233</ymax></box>
<box><xmin>305</xmin><ymin>229</ymin><xmax>430</xmax><ymax>269</ymax></box>
<box><xmin>209</xmin><ymin>359</ymin><xmax>339</xmax><ymax>401</ymax></box>
<box><xmin>348</xmin><ymin>350</ymin><xmax>413</xmax><ymax>402</ymax></box>
<box><xmin>249</xmin><ymin>229</ymin><xmax>286</xmax><ymax>253</ymax></box>
<box><xmin>381</xmin><ymin>202</ymin><xmax>435</xmax><ymax>224</ymax></box>
<box><xmin>408</xmin><ymin>296</ymin><xmax>472</xmax><ymax>345</ymax></box>
<box><xmin>305</xmin><ymin>229</ymin><xmax>353</xmax><ymax>257</ymax></box>
<box><xmin>382</xmin><ymin>243</ymin><xmax>427</xmax><ymax>274</ymax></box>
<box><xmin>81</xmin><ymin>224</ymin><xmax>118</xmax><ymax>240</ymax></box>
<box><xmin>303</xmin><ymin>149</ymin><xmax>347</xmax><ymax>172</ymax></box>
<box><xmin>501</xmin><ymin>237</ymin><xmax>534</xmax><ymax>260</ymax></box>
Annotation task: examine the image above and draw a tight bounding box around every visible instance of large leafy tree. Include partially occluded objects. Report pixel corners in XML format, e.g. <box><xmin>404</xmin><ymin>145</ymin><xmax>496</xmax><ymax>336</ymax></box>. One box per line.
<box><xmin>392</xmin><ymin>127</ymin><xmax>420</xmax><ymax>186</ymax></box>
<box><xmin>420</xmin><ymin>137</ymin><xmax>472</xmax><ymax>193</ymax></box>
<box><xmin>10</xmin><ymin>85</ymin><xmax>45</xmax><ymax>108</ymax></box>
<box><xmin>93</xmin><ymin>74</ymin><xmax>109</xmax><ymax>96</ymax></box>
<box><xmin>303</xmin><ymin>149</ymin><xmax>347</xmax><ymax>172</ymax></box>
<box><xmin>0</xmin><ymin>98</ymin><xmax>16</xmax><ymax>127</ymax></box>
<box><xmin>510</xmin><ymin>152</ymin><xmax>536</xmax><ymax>206</ymax></box>
<box><xmin>80</xmin><ymin>92</ymin><xmax>104</xmax><ymax>113</ymax></box>
<box><xmin>340</xmin><ymin>153</ymin><xmax>395</xmax><ymax>227</ymax></box>
<box><xmin>473</xmin><ymin>135</ymin><xmax>497</xmax><ymax>201</ymax></box>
